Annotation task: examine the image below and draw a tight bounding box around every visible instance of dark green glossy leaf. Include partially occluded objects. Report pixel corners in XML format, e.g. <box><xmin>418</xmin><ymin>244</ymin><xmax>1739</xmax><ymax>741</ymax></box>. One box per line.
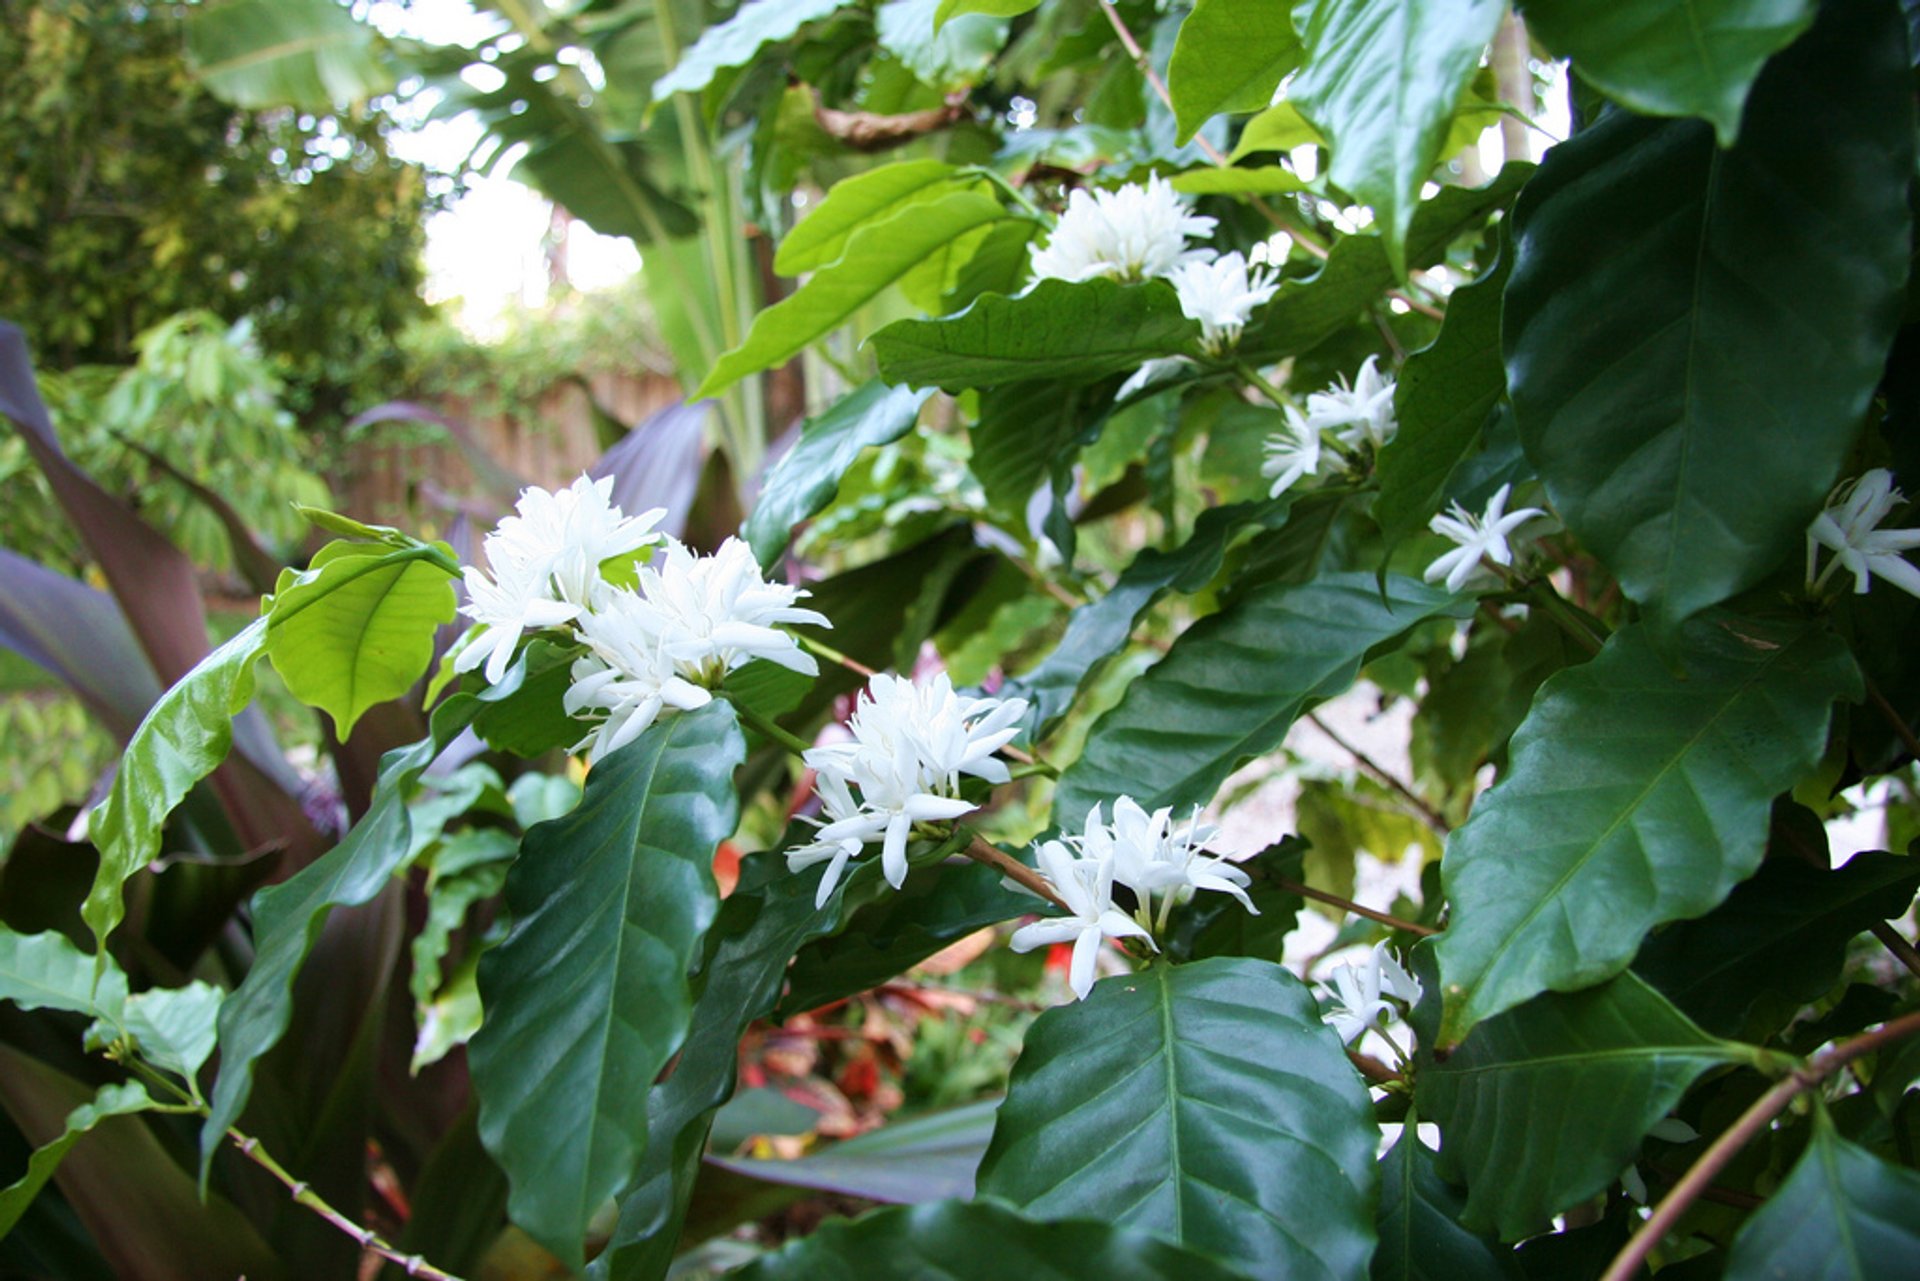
<box><xmin>748</xmin><ymin>383</ymin><xmax>934</xmax><ymax>566</ymax></box>
<box><xmin>872</xmin><ymin>278</ymin><xmax>1201</xmax><ymax>392</ymax></box>
<box><xmin>186</xmin><ymin>0</ymin><xmax>394</xmax><ymax>110</ymax></box>
<box><xmin>1435</xmin><ymin>615</ymin><xmax>1860</xmax><ymax>1045</ymax></box>
<box><xmin>1521</xmin><ymin>0</ymin><xmax>1817</xmax><ymax>144</ymax></box>
<box><xmin>1503</xmin><ymin>0</ymin><xmax>1914</xmax><ymax>637</ymax></box>
<box><xmin>202</xmin><ymin>660</ymin><xmax>537</xmax><ymax>1182</ymax></box>
<box><xmin>780</xmin><ymin>861</ymin><xmax>1030</xmax><ymax>1017</ymax></box>
<box><xmin>1291</xmin><ymin>0</ymin><xmax>1507</xmax><ymax>275</ymax></box>
<box><xmin>1168</xmin><ymin>0</ymin><xmax>1303</xmax><ymax>143</ymax></box>
<box><xmin>469</xmin><ymin>701</ymin><xmax>745</xmax><ymax>1270</ymax></box>
<box><xmin>1375</xmin><ymin>245</ymin><xmax>1510</xmax><ymax>549</ymax></box>
<box><xmin>85</xmin><ymin>618</ymin><xmax>265</xmax><ymax>960</ymax></box>
<box><xmin>1420</xmin><ymin>972</ymin><xmax>1756</xmax><ymax>1240</ymax></box>
<box><xmin>1005</xmin><ymin>496</ymin><xmax>1293</xmax><ymax>738</ymax></box>
<box><xmin>588</xmin><ymin>858</ymin><xmax>849</xmax><ymax>1281</ymax></box>
<box><xmin>0</xmin><ymin>1083</ymin><xmax>157</xmax><ymax>1241</ymax></box>
<box><xmin>652</xmin><ymin>0</ymin><xmax>853</xmax><ymax>102</ymax></box>
<box><xmin>970</xmin><ymin>379</ymin><xmax>1115</xmax><ymax>519</ymax></box>
<box><xmin>775</xmin><ymin>162</ymin><xmax>960</xmax><ymax>275</ymax></box>
<box><xmin>1056</xmin><ymin>572</ymin><xmax>1465</xmax><ymax>830</ymax></box>
<box><xmin>1163</xmin><ymin>838</ymin><xmax>1306</xmax><ymax>964</ymax></box>
<box><xmin>469</xmin><ymin>640</ymin><xmax>580</xmax><ymax>757</ymax></box>
<box><xmin>709</xmin><ymin>1098</ymin><xmax>996</xmax><ymax>1202</ymax></box>
<box><xmin>263</xmin><ymin>541</ymin><xmax>457</xmax><ymax>739</ymax></box>
<box><xmin>1723</xmin><ymin>1114</ymin><xmax>1920</xmax><ymax>1280</ymax></box>
<box><xmin>977</xmin><ymin>957</ymin><xmax>1377</xmax><ymax>1280</ymax></box>
<box><xmin>1374</xmin><ymin>1123</ymin><xmax>1518</xmax><ymax>1281</ymax></box>
<box><xmin>736</xmin><ymin>1199</ymin><xmax>1254</xmax><ymax>1281</ymax></box>
<box><xmin>1634</xmin><ymin>851</ymin><xmax>1920</xmax><ymax>1038</ymax></box>
<box><xmin>697</xmin><ymin>191</ymin><xmax>1014</xmax><ymax>397</ymax></box>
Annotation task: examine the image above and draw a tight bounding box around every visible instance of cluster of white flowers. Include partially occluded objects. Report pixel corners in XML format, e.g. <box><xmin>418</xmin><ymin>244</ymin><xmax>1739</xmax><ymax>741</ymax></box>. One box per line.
<box><xmin>455</xmin><ymin>476</ymin><xmax>827</xmax><ymax>762</ymax></box>
<box><xmin>1318</xmin><ymin>941</ymin><xmax>1422</xmax><ymax>1049</ymax></box>
<box><xmin>1806</xmin><ymin>468</ymin><xmax>1920</xmax><ymax>600</ymax></box>
<box><xmin>1260</xmin><ymin>355</ymin><xmax>1400</xmax><ymax>497</ymax></box>
<box><xmin>1029</xmin><ymin>176</ymin><xmax>1280</xmax><ymax>397</ymax></box>
<box><xmin>1423</xmin><ymin>482</ymin><xmax>1545</xmax><ymax>593</ymax></box>
<box><xmin>786</xmin><ymin>674</ymin><xmax>1029</xmax><ymax>907</ymax></box>
<box><xmin>1008</xmin><ymin>798</ymin><xmax>1255</xmax><ymax>1000</ymax></box>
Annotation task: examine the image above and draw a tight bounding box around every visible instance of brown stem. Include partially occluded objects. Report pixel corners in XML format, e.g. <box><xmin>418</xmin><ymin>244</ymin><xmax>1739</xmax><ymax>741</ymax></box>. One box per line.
<box><xmin>809</xmin><ymin>85</ymin><xmax>970</xmax><ymax>152</ymax></box>
<box><xmin>1872</xmin><ymin>921</ymin><xmax>1920</xmax><ymax>980</ymax></box>
<box><xmin>230</xmin><ymin>1130</ymin><xmax>464</xmax><ymax>1280</ymax></box>
<box><xmin>964</xmin><ymin>833</ymin><xmax>1071</xmax><ymax>912</ymax></box>
<box><xmin>1348</xmin><ymin>1048</ymin><xmax>1401</xmax><ymax>1085</ymax></box>
<box><xmin>1306</xmin><ymin>711</ymin><xmax>1451</xmax><ymax>834</ymax></box>
<box><xmin>1865</xmin><ymin>675</ymin><xmax>1920</xmax><ymax>763</ymax></box>
<box><xmin>1271</xmin><ymin>875</ymin><xmax>1437</xmax><ymax>937</ymax></box>
<box><xmin>1601</xmin><ymin>1010</ymin><xmax>1920</xmax><ymax>1281</ymax></box>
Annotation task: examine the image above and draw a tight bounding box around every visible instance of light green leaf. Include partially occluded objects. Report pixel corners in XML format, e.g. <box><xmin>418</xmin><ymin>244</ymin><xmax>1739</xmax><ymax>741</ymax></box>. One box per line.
<box><xmin>1503</xmin><ymin>0</ymin><xmax>1914</xmax><ymax>639</ymax></box>
<box><xmin>202</xmin><ymin>658</ymin><xmax>539</xmax><ymax>1183</ymax></box>
<box><xmin>120</xmin><ymin>983</ymin><xmax>223</xmax><ymax>1084</ymax></box>
<box><xmin>186</xmin><ymin>0</ymin><xmax>394</xmax><ymax>110</ymax></box>
<box><xmin>409</xmin><ymin>830</ymin><xmax>516</xmax><ymax>1011</ymax></box>
<box><xmin>1374</xmin><ymin>244</ymin><xmax>1509</xmax><ymax>549</ymax></box>
<box><xmin>1056</xmin><ymin>573</ymin><xmax>1466</xmax><ymax>830</ymax></box>
<box><xmin>86</xmin><ymin>618</ymin><xmax>267</xmax><ymax>961</ymax></box>
<box><xmin>1522</xmin><ymin>0</ymin><xmax>1818</xmax><ymax>145</ymax></box>
<box><xmin>1230</xmin><ymin>101</ymin><xmax>1324</xmax><ymax>161</ymax></box>
<box><xmin>872</xmin><ymin>277</ymin><xmax>1201</xmax><ymax>392</ymax></box>
<box><xmin>696</xmin><ymin>191</ymin><xmax>1014</xmax><ymax>398</ymax></box>
<box><xmin>735</xmin><ymin>1199</ymin><xmax>1256</xmax><ymax>1281</ymax></box>
<box><xmin>469</xmin><ymin>701</ymin><xmax>745</xmax><ymax>1271</ymax></box>
<box><xmin>747</xmin><ymin>383</ymin><xmax>932</xmax><ymax>566</ymax></box>
<box><xmin>977</xmin><ymin>958</ymin><xmax>1376</xmax><ymax>1280</ymax></box>
<box><xmin>0</xmin><ymin>929</ymin><xmax>126</xmax><ymax>1026</ymax></box>
<box><xmin>263</xmin><ymin>541</ymin><xmax>458</xmax><ymax>739</ymax></box>
<box><xmin>1169</xmin><ymin>166</ymin><xmax>1308</xmax><ymax>195</ymax></box>
<box><xmin>876</xmin><ymin>0</ymin><xmax>1010</xmax><ymax>92</ymax></box>
<box><xmin>1291</xmin><ymin>0</ymin><xmax>1507</xmax><ymax>276</ymax></box>
<box><xmin>1420</xmin><ymin>972</ymin><xmax>1756</xmax><ymax>1240</ymax></box>
<box><xmin>1004</xmin><ymin>497</ymin><xmax>1293</xmax><ymax>737</ymax></box>
<box><xmin>1374</xmin><ymin>1123</ymin><xmax>1519</xmax><ymax>1281</ymax></box>
<box><xmin>1435</xmin><ymin>615</ymin><xmax>1860</xmax><ymax>1048</ymax></box>
<box><xmin>652</xmin><ymin>0</ymin><xmax>854</xmax><ymax>103</ymax></box>
<box><xmin>1724</xmin><ymin>1113</ymin><xmax>1920</xmax><ymax>1280</ymax></box>
<box><xmin>933</xmin><ymin>0</ymin><xmax>1041</xmax><ymax>28</ymax></box>
<box><xmin>775</xmin><ymin>161</ymin><xmax>962</xmax><ymax>275</ymax></box>
<box><xmin>1168</xmin><ymin>0</ymin><xmax>1304</xmax><ymax>143</ymax></box>
<box><xmin>0</xmin><ymin>1082</ymin><xmax>158</xmax><ymax>1241</ymax></box>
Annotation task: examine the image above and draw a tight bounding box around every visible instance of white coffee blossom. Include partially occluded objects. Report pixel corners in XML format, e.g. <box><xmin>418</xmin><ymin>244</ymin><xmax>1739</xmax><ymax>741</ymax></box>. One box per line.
<box><xmin>1423</xmin><ymin>483</ymin><xmax>1544</xmax><ymax>593</ymax></box>
<box><xmin>456</xmin><ymin>475</ymin><xmax>665</xmax><ymax>684</ymax></box>
<box><xmin>788</xmin><ymin>674</ymin><xmax>1029</xmax><ymax>899</ymax></box>
<box><xmin>1167</xmin><ymin>251</ymin><xmax>1280</xmax><ymax>356</ymax></box>
<box><xmin>1008</xmin><ymin>836</ymin><xmax>1152</xmax><ymax>1000</ymax></box>
<box><xmin>1304</xmin><ymin>354</ymin><xmax>1398</xmax><ymax>451</ymax></box>
<box><xmin>1075</xmin><ymin>798</ymin><xmax>1253</xmax><ymax>931</ymax></box>
<box><xmin>1117</xmin><ymin>356</ymin><xmax>1190</xmax><ymax>401</ymax></box>
<box><xmin>1807</xmin><ymin>468</ymin><xmax>1920</xmax><ymax>599</ymax></box>
<box><xmin>1029</xmin><ymin>175</ymin><xmax>1216</xmax><ymax>285</ymax></box>
<box><xmin>1320</xmin><ymin>942</ymin><xmax>1423</xmax><ymax>1046</ymax></box>
<box><xmin>1261</xmin><ymin>405</ymin><xmax>1328</xmax><ymax>497</ymax></box>
<box><xmin>565</xmin><ymin>595</ymin><xmax>716</xmax><ymax>763</ymax></box>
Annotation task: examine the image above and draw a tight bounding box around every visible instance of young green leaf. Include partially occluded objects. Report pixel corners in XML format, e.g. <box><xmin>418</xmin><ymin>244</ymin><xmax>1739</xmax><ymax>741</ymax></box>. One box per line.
<box><xmin>933</xmin><ymin>0</ymin><xmax>1041</xmax><ymax>30</ymax></box>
<box><xmin>1419</xmin><ymin>972</ymin><xmax>1757</xmax><ymax>1240</ymax></box>
<box><xmin>651</xmin><ymin>0</ymin><xmax>853</xmax><ymax>103</ymax></box>
<box><xmin>119</xmin><ymin>982</ymin><xmax>223</xmax><ymax>1084</ymax></box>
<box><xmin>875</xmin><ymin>0</ymin><xmax>1009</xmax><ymax>93</ymax></box>
<box><xmin>1290</xmin><ymin>0</ymin><xmax>1507</xmax><ymax>277</ymax></box>
<box><xmin>0</xmin><ymin>928</ymin><xmax>127</xmax><ymax>1026</ymax></box>
<box><xmin>1522</xmin><ymin>0</ymin><xmax>1818</xmax><ymax>144</ymax></box>
<box><xmin>696</xmin><ymin>191</ymin><xmax>1014</xmax><ymax>398</ymax></box>
<box><xmin>263</xmin><ymin>540</ymin><xmax>458</xmax><ymax>739</ymax></box>
<box><xmin>0</xmin><ymin>1082</ymin><xmax>159</xmax><ymax>1240</ymax></box>
<box><xmin>186</xmin><ymin>0</ymin><xmax>394</xmax><ymax>110</ymax></box>
<box><xmin>774</xmin><ymin>161</ymin><xmax>962</xmax><ymax>275</ymax></box>
<box><xmin>746</xmin><ymin>383</ymin><xmax>932</xmax><ymax>566</ymax></box>
<box><xmin>86</xmin><ymin>617</ymin><xmax>267</xmax><ymax>961</ymax></box>
<box><xmin>1055</xmin><ymin>573</ymin><xmax>1466</xmax><ymax>831</ymax></box>
<box><xmin>1723</xmin><ymin>1112</ymin><xmax>1920</xmax><ymax>1279</ymax></box>
<box><xmin>977</xmin><ymin>958</ymin><xmax>1377</xmax><ymax>1281</ymax></box>
<box><xmin>1167</xmin><ymin>0</ymin><xmax>1303</xmax><ymax>143</ymax></box>
<box><xmin>1503</xmin><ymin>0</ymin><xmax>1914</xmax><ymax>639</ymax></box>
<box><xmin>469</xmin><ymin>701</ymin><xmax>745</xmax><ymax>1271</ymax></box>
<box><xmin>1435</xmin><ymin>614</ymin><xmax>1860</xmax><ymax>1046</ymax></box>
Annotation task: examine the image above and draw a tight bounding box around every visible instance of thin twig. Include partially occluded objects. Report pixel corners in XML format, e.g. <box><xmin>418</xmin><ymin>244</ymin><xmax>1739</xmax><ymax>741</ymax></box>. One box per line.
<box><xmin>1271</xmin><ymin>874</ymin><xmax>1437</xmax><ymax>937</ymax></box>
<box><xmin>1871</xmin><ymin>921</ymin><xmax>1920</xmax><ymax>980</ymax></box>
<box><xmin>1601</xmin><ymin>1010</ymin><xmax>1920</xmax><ymax>1281</ymax></box>
<box><xmin>1306</xmin><ymin>711</ymin><xmax>1451</xmax><ymax>834</ymax></box>
<box><xmin>1865</xmin><ymin>675</ymin><xmax>1920</xmax><ymax>763</ymax></box>
<box><xmin>963</xmin><ymin>833</ymin><xmax>1071</xmax><ymax>912</ymax></box>
<box><xmin>229</xmin><ymin>1130</ymin><xmax>465</xmax><ymax>1281</ymax></box>
<box><xmin>798</xmin><ymin>633</ymin><xmax>877</xmax><ymax>680</ymax></box>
